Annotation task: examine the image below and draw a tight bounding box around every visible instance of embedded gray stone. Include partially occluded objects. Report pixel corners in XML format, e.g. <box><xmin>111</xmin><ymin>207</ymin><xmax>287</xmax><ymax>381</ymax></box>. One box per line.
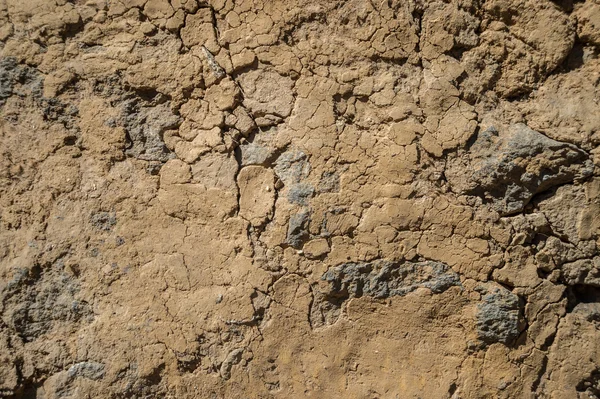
<box><xmin>123</xmin><ymin>102</ymin><xmax>180</xmax><ymax>162</ymax></box>
<box><xmin>91</xmin><ymin>212</ymin><xmax>116</xmax><ymax>231</ymax></box>
<box><xmin>67</xmin><ymin>362</ymin><xmax>105</xmax><ymax>381</ymax></box>
<box><xmin>240</xmin><ymin>142</ymin><xmax>273</xmax><ymax>166</ymax></box>
<box><xmin>288</xmin><ymin>183</ymin><xmax>314</xmax><ymax>205</ymax></box>
<box><xmin>476</xmin><ymin>286</ymin><xmax>523</xmax><ymax>345</ymax></box>
<box><xmin>1</xmin><ymin>265</ymin><xmax>93</xmax><ymax>342</ymax></box>
<box><xmin>322</xmin><ymin>260</ymin><xmax>461</xmax><ymax>299</ymax></box>
<box><xmin>274</xmin><ymin>150</ymin><xmax>310</xmax><ymax>185</ymax></box>
<box><xmin>286</xmin><ymin>211</ymin><xmax>310</xmax><ymax>248</ymax></box>
<box><xmin>446</xmin><ymin>124</ymin><xmax>593</xmax><ymax>215</ymax></box>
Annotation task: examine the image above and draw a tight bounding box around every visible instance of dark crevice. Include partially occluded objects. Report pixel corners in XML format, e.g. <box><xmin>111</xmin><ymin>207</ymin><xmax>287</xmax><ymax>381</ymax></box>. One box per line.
<box><xmin>550</xmin><ymin>0</ymin><xmax>575</xmax><ymax>13</ymax></box>
<box><xmin>503</xmin><ymin>89</ymin><xmax>532</xmax><ymax>103</ymax></box>
<box><xmin>60</xmin><ymin>17</ymin><xmax>86</xmax><ymax>42</ymax></box>
<box><xmin>536</xmin><ymin>268</ymin><xmax>551</xmax><ymax>280</ymax></box>
<box><xmin>127</xmin><ymin>86</ymin><xmax>165</xmax><ymax>104</ymax></box>
<box><xmin>233</xmin><ymin>143</ymin><xmax>243</xmax><ymax>215</ymax></box>
<box><xmin>448</xmin><ymin>382</ymin><xmax>457</xmax><ymax>396</ymax></box>
<box><xmin>63</xmin><ymin>135</ymin><xmax>77</xmax><ymax>147</ymax></box>
<box><xmin>411</xmin><ymin>5</ymin><xmax>424</xmax><ymax>53</ymax></box>
<box><xmin>446</xmin><ymin>45</ymin><xmax>470</xmax><ymax>62</ymax></box>
<box><xmin>144</xmin><ymin>363</ymin><xmax>165</xmax><ymax>386</ymax></box>
<box><xmin>577</xmin><ymin>369</ymin><xmax>600</xmax><ymax>396</ymax></box>
<box><xmin>538</xmin><ymin>328</ymin><xmax>558</xmax><ymax>351</ymax></box>
<box><xmin>561</xmin><ymin>40</ymin><xmax>586</xmax><ymax>72</ymax></box>
<box><xmin>229</xmin><ymin>57</ymin><xmax>260</xmax><ymax>80</ymax></box>
<box><xmin>566</xmin><ymin>285</ymin><xmax>600</xmax><ymax>313</ymax></box>
<box><xmin>9</xmin><ymin>378</ymin><xmax>43</xmax><ymax>399</ymax></box>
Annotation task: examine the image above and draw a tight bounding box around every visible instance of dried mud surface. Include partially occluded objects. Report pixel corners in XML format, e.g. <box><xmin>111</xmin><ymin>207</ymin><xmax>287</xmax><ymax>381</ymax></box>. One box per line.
<box><xmin>0</xmin><ymin>0</ymin><xmax>600</xmax><ymax>398</ymax></box>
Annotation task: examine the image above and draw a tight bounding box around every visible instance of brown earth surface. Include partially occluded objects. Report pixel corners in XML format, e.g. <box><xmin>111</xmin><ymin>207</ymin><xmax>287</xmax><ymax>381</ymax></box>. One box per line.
<box><xmin>1</xmin><ymin>0</ymin><xmax>600</xmax><ymax>398</ymax></box>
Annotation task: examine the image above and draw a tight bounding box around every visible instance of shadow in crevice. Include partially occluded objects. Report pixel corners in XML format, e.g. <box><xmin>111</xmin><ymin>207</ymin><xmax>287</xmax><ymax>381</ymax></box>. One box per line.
<box><xmin>561</xmin><ymin>41</ymin><xmax>586</xmax><ymax>72</ymax></box>
<box><xmin>566</xmin><ymin>284</ymin><xmax>600</xmax><ymax>313</ymax></box>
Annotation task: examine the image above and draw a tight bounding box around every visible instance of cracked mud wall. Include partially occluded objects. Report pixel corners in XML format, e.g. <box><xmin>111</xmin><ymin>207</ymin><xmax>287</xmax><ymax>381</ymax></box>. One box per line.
<box><xmin>0</xmin><ymin>0</ymin><xmax>599</xmax><ymax>398</ymax></box>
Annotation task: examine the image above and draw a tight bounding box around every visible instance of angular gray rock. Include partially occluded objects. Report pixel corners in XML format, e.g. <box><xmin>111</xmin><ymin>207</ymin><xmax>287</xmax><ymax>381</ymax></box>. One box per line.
<box><xmin>239</xmin><ymin>142</ymin><xmax>273</xmax><ymax>166</ymax></box>
<box><xmin>123</xmin><ymin>102</ymin><xmax>181</xmax><ymax>162</ymax></box>
<box><xmin>446</xmin><ymin>123</ymin><xmax>594</xmax><ymax>215</ymax></box>
<box><xmin>67</xmin><ymin>362</ymin><xmax>105</xmax><ymax>381</ymax></box>
<box><xmin>287</xmin><ymin>183</ymin><xmax>314</xmax><ymax>205</ymax></box>
<box><xmin>321</xmin><ymin>260</ymin><xmax>461</xmax><ymax>300</ymax></box>
<box><xmin>309</xmin><ymin>260</ymin><xmax>462</xmax><ymax>328</ymax></box>
<box><xmin>0</xmin><ymin>57</ymin><xmax>17</xmax><ymax>103</ymax></box>
<box><xmin>286</xmin><ymin>211</ymin><xmax>311</xmax><ymax>248</ymax></box>
<box><xmin>476</xmin><ymin>286</ymin><xmax>523</xmax><ymax>345</ymax></box>
<box><xmin>274</xmin><ymin>150</ymin><xmax>310</xmax><ymax>185</ymax></box>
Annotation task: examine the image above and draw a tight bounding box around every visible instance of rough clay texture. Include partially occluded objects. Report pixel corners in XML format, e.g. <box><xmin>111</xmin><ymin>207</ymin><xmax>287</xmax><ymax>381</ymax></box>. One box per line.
<box><xmin>0</xmin><ymin>0</ymin><xmax>599</xmax><ymax>398</ymax></box>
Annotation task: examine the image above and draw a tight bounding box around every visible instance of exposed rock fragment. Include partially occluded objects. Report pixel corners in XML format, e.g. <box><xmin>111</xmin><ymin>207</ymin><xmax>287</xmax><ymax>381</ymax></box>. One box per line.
<box><xmin>67</xmin><ymin>362</ymin><xmax>105</xmax><ymax>381</ymax></box>
<box><xmin>309</xmin><ymin>260</ymin><xmax>462</xmax><ymax>328</ymax></box>
<box><xmin>321</xmin><ymin>260</ymin><xmax>461</xmax><ymax>300</ymax></box>
<box><xmin>286</xmin><ymin>211</ymin><xmax>310</xmax><ymax>248</ymax></box>
<box><xmin>123</xmin><ymin>102</ymin><xmax>181</xmax><ymax>162</ymax></box>
<box><xmin>274</xmin><ymin>150</ymin><xmax>310</xmax><ymax>185</ymax></box>
<box><xmin>0</xmin><ymin>57</ymin><xmax>42</xmax><ymax>102</ymax></box>
<box><xmin>476</xmin><ymin>285</ymin><xmax>523</xmax><ymax>345</ymax></box>
<box><xmin>91</xmin><ymin>212</ymin><xmax>116</xmax><ymax>231</ymax></box>
<box><xmin>447</xmin><ymin>124</ymin><xmax>593</xmax><ymax>215</ymax></box>
<box><xmin>0</xmin><ymin>57</ymin><xmax>18</xmax><ymax>103</ymax></box>
<box><xmin>240</xmin><ymin>142</ymin><xmax>273</xmax><ymax>166</ymax></box>
<box><xmin>1</xmin><ymin>265</ymin><xmax>93</xmax><ymax>342</ymax></box>
<box><xmin>287</xmin><ymin>183</ymin><xmax>314</xmax><ymax>205</ymax></box>
<box><xmin>317</xmin><ymin>171</ymin><xmax>340</xmax><ymax>193</ymax></box>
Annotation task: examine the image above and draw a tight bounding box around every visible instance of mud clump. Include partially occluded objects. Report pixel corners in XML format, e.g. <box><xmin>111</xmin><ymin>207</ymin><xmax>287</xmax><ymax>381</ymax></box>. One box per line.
<box><xmin>1</xmin><ymin>0</ymin><xmax>600</xmax><ymax>397</ymax></box>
